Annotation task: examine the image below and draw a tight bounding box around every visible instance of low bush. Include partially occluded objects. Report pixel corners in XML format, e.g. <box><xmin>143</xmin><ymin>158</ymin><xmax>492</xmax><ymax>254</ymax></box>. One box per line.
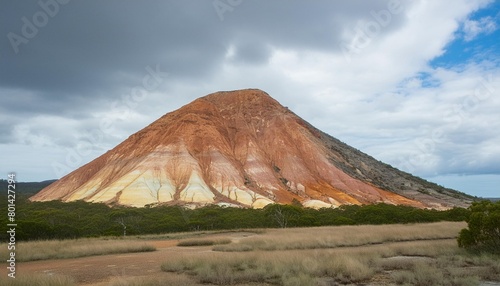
<box><xmin>177</xmin><ymin>238</ymin><xmax>231</xmax><ymax>247</ymax></box>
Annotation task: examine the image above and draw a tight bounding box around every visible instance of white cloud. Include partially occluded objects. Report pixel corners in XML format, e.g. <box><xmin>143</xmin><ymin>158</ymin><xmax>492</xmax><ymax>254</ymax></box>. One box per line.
<box><xmin>463</xmin><ymin>16</ymin><xmax>498</xmax><ymax>41</ymax></box>
<box><xmin>238</xmin><ymin>0</ymin><xmax>500</xmax><ymax>180</ymax></box>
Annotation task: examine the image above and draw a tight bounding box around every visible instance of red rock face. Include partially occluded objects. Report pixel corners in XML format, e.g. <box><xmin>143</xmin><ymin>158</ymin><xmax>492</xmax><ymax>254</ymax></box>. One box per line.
<box><xmin>31</xmin><ymin>89</ymin><xmax>472</xmax><ymax>209</ymax></box>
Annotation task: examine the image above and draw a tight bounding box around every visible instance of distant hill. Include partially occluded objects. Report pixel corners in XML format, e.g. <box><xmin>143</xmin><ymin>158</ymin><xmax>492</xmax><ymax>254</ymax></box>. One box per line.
<box><xmin>31</xmin><ymin>89</ymin><xmax>473</xmax><ymax>209</ymax></box>
<box><xmin>0</xmin><ymin>179</ymin><xmax>56</xmax><ymax>195</ymax></box>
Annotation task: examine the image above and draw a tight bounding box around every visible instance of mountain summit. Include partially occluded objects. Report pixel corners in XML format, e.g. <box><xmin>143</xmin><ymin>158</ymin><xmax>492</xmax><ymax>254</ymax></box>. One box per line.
<box><xmin>31</xmin><ymin>89</ymin><xmax>472</xmax><ymax>209</ymax></box>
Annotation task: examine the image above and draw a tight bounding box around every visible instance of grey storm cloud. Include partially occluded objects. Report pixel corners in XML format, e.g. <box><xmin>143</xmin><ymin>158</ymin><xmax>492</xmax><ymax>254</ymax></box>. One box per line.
<box><xmin>1</xmin><ymin>0</ymin><xmax>406</xmax><ymax>96</ymax></box>
<box><xmin>0</xmin><ymin>0</ymin><xmax>409</xmax><ymax>137</ymax></box>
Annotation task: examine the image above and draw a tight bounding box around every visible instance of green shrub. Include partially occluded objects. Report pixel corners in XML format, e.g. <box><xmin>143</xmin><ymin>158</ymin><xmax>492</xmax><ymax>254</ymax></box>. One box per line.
<box><xmin>458</xmin><ymin>200</ymin><xmax>500</xmax><ymax>253</ymax></box>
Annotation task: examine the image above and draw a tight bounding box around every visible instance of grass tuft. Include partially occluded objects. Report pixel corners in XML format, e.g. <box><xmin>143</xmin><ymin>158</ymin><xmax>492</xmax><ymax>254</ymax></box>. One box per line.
<box><xmin>109</xmin><ymin>275</ymin><xmax>196</xmax><ymax>286</ymax></box>
<box><xmin>0</xmin><ymin>274</ymin><xmax>76</xmax><ymax>286</ymax></box>
<box><xmin>177</xmin><ymin>238</ymin><xmax>231</xmax><ymax>247</ymax></box>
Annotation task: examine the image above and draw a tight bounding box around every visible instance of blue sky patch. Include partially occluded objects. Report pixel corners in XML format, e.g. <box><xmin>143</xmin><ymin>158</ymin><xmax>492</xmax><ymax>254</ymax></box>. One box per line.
<box><xmin>430</xmin><ymin>1</ymin><xmax>500</xmax><ymax>69</ymax></box>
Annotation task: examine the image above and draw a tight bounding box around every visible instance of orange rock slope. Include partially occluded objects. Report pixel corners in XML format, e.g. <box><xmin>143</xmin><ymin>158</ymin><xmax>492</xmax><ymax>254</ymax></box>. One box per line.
<box><xmin>31</xmin><ymin>89</ymin><xmax>473</xmax><ymax>209</ymax></box>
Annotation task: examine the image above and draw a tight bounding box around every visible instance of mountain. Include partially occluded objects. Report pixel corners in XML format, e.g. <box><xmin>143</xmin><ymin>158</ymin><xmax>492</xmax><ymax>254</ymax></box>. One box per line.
<box><xmin>31</xmin><ymin>89</ymin><xmax>473</xmax><ymax>209</ymax></box>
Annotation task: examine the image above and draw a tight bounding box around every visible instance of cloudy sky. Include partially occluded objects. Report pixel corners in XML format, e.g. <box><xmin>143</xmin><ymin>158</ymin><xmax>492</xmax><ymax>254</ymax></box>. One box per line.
<box><xmin>1</xmin><ymin>0</ymin><xmax>499</xmax><ymax>197</ymax></box>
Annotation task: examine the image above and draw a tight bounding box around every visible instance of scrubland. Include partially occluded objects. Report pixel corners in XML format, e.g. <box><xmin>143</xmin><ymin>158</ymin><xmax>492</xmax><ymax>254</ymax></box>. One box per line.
<box><xmin>161</xmin><ymin>222</ymin><xmax>500</xmax><ymax>286</ymax></box>
<box><xmin>2</xmin><ymin>222</ymin><xmax>499</xmax><ymax>285</ymax></box>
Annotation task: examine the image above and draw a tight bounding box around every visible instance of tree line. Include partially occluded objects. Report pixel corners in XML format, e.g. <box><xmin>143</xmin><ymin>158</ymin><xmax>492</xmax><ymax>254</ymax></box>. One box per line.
<box><xmin>0</xmin><ymin>194</ymin><xmax>470</xmax><ymax>241</ymax></box>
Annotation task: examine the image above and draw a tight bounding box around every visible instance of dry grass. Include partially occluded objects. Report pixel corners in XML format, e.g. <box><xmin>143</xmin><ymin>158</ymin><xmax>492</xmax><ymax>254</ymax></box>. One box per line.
<box><xmin>162</xmin><ymin>250</ymin><xmax>376</xmax><ymax>284</ymax></box>
<box><xmin>0</xmin><ymin>238</ymin><xmax>155</xmax><ymax>262</ymax></box>
<box><xmin>213</xmin><ymin>243</ymin><xmax>253</xmax><ymax>252</ymax></box>
<box><xmin>389</xmin><ymin>261</ymin><xmax>481</xmax><ymax>286</ymax></box>
<box><xmin>0</xmin><ymin>273</ymin><xmax>76</xmax><ymax>286</ymax></box>
<box><xmin>108</xmin><ymin>274</ymin><xmax>198</xmax><ymax>286</ymax></box>
<box><xmin>135</xmin><ymin>229</ymin><xmax>265</xmax><ymax>240</ymax></box>
<box><xmin>213</xmin><ymin>222</ymin><xmax>465</xmax><ymax>252</ymax></box>
<box><xmin>7</xmin><ymin>222</ymin><xmax>499</xmax><ymax>285</ymax></box>
<box><xmin>160</xmin><ymin>222</ymin><xmax>500</xmax><ymax>285</ymax></box>
<box><xmin>163</xmin><ymin>239</ymin><xmax>499</xmax><ymax>285</ymax></box>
